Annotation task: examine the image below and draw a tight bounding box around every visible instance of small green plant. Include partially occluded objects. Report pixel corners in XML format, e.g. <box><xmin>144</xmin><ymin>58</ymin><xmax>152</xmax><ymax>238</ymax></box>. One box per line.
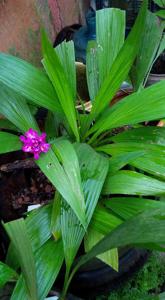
<box><xmin>0</xmin><ymin>0</ymin><xmax>164</xmax><ymax>299</ymax></box>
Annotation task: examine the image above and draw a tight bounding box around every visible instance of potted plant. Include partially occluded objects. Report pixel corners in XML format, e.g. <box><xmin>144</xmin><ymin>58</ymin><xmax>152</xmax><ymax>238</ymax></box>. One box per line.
<box><xmin>0</xmin><ymin>1</ymin><xmax>165</xmax><ymax>299</ymax></box>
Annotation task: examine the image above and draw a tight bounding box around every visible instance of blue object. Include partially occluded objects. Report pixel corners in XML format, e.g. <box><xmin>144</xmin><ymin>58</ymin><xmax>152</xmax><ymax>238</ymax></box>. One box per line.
<box><xmin>73</xmin><ymin>8</ymin><xmax>96</xmax><ymax>63</ymax></box>
<box><xmin>73</xmin><ymin>0</ymin><xmax>156</xmax><ymax>63</ymax></box>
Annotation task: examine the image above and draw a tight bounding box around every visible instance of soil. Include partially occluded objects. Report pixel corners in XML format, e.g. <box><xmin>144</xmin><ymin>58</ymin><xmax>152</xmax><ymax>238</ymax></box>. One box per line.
<box><xmin>151</xmin><ymin>54</ymin><xmax>165</xmax><ymax>74</ymax></box>
<box><xmin>0</xmin><ymin>155</ymin><xmax>55</xmax><ymax>223</ymax></box>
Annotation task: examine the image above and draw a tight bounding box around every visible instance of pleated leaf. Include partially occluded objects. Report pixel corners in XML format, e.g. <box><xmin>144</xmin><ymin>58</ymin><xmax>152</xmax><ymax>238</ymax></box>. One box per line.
<box><xmin>42</xmin><ymin>31</ymin><xmax>79</xmax><ymax>141</ymax></box>
<box><xmin>104</xmin><ymin>197</ymin><xmax>165</xmax><ymax>219</ymax></box>
<box><xmin>4</xmin><ymin>218</ymin><xmax>38</xmax><ymax>300</ymax></box>
<box><xmin>0</xmin><ymin>119</ymin><xmax>18</xmax><ymax>131</ymax></box>
<box><xmin>90</xmin><ymin>204</ymin><xmax>123</xmax><ymax>235</ymax></box>
<box><xmin>60</xmin><ymin>200</ymin><xmax>84</xmax><ymax>270</ymax></box>
<box><xmin>111</xmin><ymin>126</ymin><xmax>165</xmax><ymax>145</ymax></box>
<box><xmin>130</xmin><ymin>152</ymin><xmax>165</xmax><ymax>179</ymax></box>
<box><xmin>37</xmin><ymin>142</ymin><xmax>86</xmax><ymax>228</ymax></box>
<box><xmin>86</xmin><ymin>41</ymin><xmax>99</xmax><ymax>101</ymax></box>
<box><xmin>55</xmin><ymin>41</ymin><xmax>76</xmax><ymax>101</ymax></box>
<box><xmin>0</xmin><ymin>132</ymin><xmax>21</xmax><ymax>154</ymax></box>
<box><xmin>88</xmin><ymin>81</ymin><xmax>165</xmax><ymax>140</ymax></box>
<box><xmin>85</xmin><ymin>228</ymin><xmax>119</xmax><ymax>271</ymax></box>
<box><xmin>156</xmin><ymin>10</ymin><xmax>165</xmax><ymax>18</ymax></box>
<box><xmin>86</xmin><ymin>8</ymin><xmax>125</xmax><ymax>100</ymax></box>
<box><xmin>96</xmin><ymin>8</ymin><xmax>125</xmax><ymax>88</ymax></box>
<box><xmin>11</xmin><ymin>239</ymin><xmax>64</xmax><ymax>300</ymax></box>
<box><xmin>75</xmin><ymin>209</ymin><xmax>165</xmax><ymax>271</ymax></box>
<box><xmin>108</xmin><ymin>151</ymin><xmax>145</xmax><ymax>175</ymax></box>
<box><xmin>155</xmin><ymin>32</ymin><xmax>165</xmax><ymax>61</ymax></box>
<box><xmin>131</xmin><ymin>10</ymin><xmax>165</xmax><ymax>90</ymax></box>
<box><xmin>97</xmin><ymin>142</ymin><xmax>165</xmax><ymax>156</ymax></box>
<box><xmin>6</xmin><ymin>204</ymin><xmax>52</xmax><ymax>270</ymax></box>
<box><xmin>0</xmin><ymin>83</ymin><xmax>38</xmax><ymax>132</ymax></box>
<box><xmin>0</xmin><ymin>262</ymin><xmax>18</xmax><ymax>288</ymax></box>
<box><xmin>0</xmin><ymin>53</ymin><xmax>61</xmax><ymax>112</ymax></box>
<box><xmin>153</xmin><ymin>0</ymin><xmax>165</xmax><ymax>7</ymax></box>
<box><xmin>89</xmin><ymin>0</ymin><xmax>147</xmax><ymax>119</ymax></box>
<box><xmin>103</xmin><ymin>170</ymin><xmax>165</xmax><ymax>196</ymax></box>
<box><xmin>60</xmin><ymin>144</ymin><xmax>109</xmax><ymax>271</ymax></box>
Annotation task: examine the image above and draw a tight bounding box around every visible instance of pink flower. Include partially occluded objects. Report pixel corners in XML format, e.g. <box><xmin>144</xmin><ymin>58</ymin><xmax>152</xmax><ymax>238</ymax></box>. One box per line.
<box><xmin>20</xmin><ymin>128</ymin><xmax>50</xmax><ymax>160</ymax></box>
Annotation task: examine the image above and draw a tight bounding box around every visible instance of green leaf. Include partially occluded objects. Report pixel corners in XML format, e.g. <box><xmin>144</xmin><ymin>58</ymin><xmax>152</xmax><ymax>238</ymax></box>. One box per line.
<box><xmin>104</xmin><ymin>197</ymin><xmax>165</xmax><ymax>219</ymax></box>
<box><xmin>0</xmin><ymin>132</ymin><xmax>21</xmax><ymax>154</ymax></box>
<box><xmin>11</xmin><ymin>239</ymin><xmax>64</xmax><ymax>300</ymax></box>
<box><xmin>153</xmin><ymin>0</ymin><xmax>165</xmax><ymax>7</ymax></box>
<box><xmin>6</xmin><ymin>204</ymin><xmax>52</xmax><ymax>270</ymax></box>
<box><xmin>0</xmin><ymin>83</ymin><xmax>38</xmax><ymax>132</ymax></box>
<box><xmin>75</xmin><ymin>144</ymin><xmax>109</xmax><ymax>223</ymax></box>
<box><xmin>0</xmin><ymin>262</ymin><xmax>18</xmax><ymax>288</ymax></box>
<box><xmin>155</xmin><ymin>10</ymin><xmax>165</xmax><ymax>18</ymax></box>
<box><xmin>89</xmin><ymin>0</ymin><xmax>148</xmax><ymax>119</ymax></box>
<box><xmin>111</xmin><ymin>126</ymin><xmax>165</xmax><ymax>145</ymax></box>
<box><xmin>108</xmin><ymin>151</ymin><xmax>145</xmax><ymax>175</ymax></box>
<box><xmin>97</xmin><ymin>142</ymin><xmax>165</xmax><ymax>156</ymax></box>
<box><xmin>41</xmin><ymin>31</ymin><xmax>79</xmax><ymax>141</ymax></box>
<box><xmin>88</xmin><ymin>81</ymin><xmax>165</xmax><ymax>140</ymax></box>
<box><xmin>90</xmin><ymin>205</ymin><xmax>123</xmax><ymax>235</ymax></box>
<box><xmin>130</xmin><ymin>152</ymin><xmax>165</xmax><ymax>179</ymax></box>
<box><xmin>0</xmin><ymin>119</ymin><xmax>19</xmax><ymax>131</ymax></box>
<box><xmin>74</xmin><ymin>209</ymin><xmax>165</xmax><ymax>272</ymax></box>
<box><xmin>96</xmin><ymin>8</ymin><xmax>125</xmax><ymax>88</ymax></box>
<box><xmin>86</xmin><ymin>8</ymin><xmax>125</xmax><ymax>100</ymax></box>
<box><xmin>86</xmin><ymin>41</ymin><xmax>99</xmax><ymax>101</ymax></box>
<box><xmin>155</xmin><ymin>31</ymin><xmax>165</xmax><ymax>60</ymax></box>
<box><xmin>103</xmin><ymin>170</ymin><xmax>165</xmax><ymax>196</ymax></box>
<box><xmin>0</xmin><ymin>53</ymin><xmax>61</xmax><ymax>113</ymax></box>
<box><xmin>60</xmin><ymin>200</ymin><xmax>84</xmax><ymax>271</ymax></box>
<box><xmin>37</xmin><ymin>142</ymin><xmax>86</xmax><ymax>228</ymax></box>
<box><xmin>60</xmin><ymin>144</ymin><xmax>109</xmax><ymax>271</ymax></box>
<box><xmin>55</xmin><ymin>41</ymin><xmax>76</xmax><ymax>101</ymax></box>
<box><xmin>84</xmin><ymin>228</ymin><xmax>118</xmax><ymax>271</ymax></box>
<box><xmin>4</xmin><ymin>218</ymin><xmax>38</xmax><ymax>300</ymax></box>
<box><xmin>130</xmin><ymin>10</ymin><xmax>165</xmax><ymax>90</ymax></box>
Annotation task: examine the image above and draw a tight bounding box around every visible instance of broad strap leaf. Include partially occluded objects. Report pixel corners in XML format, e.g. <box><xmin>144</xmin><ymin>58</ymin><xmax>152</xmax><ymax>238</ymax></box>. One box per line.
<box><xmin>0</xmin><ymin>53</ymin><xmax>61</xmax><ymax>113</ymax></box>
<box><xmin>90</xmin><ymin>0</ymin><xmax>148</xmax><ymax>119</ymax></box>
<box><xmin>4</xmin><ymin>218</ymin><xmax>38</xmax><ymax>300</ymax></box>
<box><xmin>41</xmin><ymin>31</ymin><xmax>79</xmax><ymax>141</ymax></box>
<box><xmin>0</xmin><ymin>262</ymin><xmax>18</xmax><ymax>289</ymax></box>
<box><xmin>11</xmin><ymin>239</ymin><xmax>64</xmax><ymax>300</ymax></box>
<box><xmin>84</xmin><ymin>228</ymin><xmax>118</xmax><ymax>271</ymax></box>
<box><xmin>103</xmin><ymin>170</ymin><xmax>165</xmax><ymax>196</ymax></box>
<box><xmin>111</xmin><ymin>126</ymin><xmax>165</xmax><ymax>145</ymax></box>
<box><xmin>0</xmin><ymin>83</ymin><xmax>38</xmax><ymax>132</ymax></box>
<box><xmin>0</xmin><ymin>132</ymin><xmax>21</xmax><ymax>154</ymax></box>
<box><xmin>86</xmin><ymin>8</ymin><xmax>125</xmax><ymax>100</ymax></box>
<box><xmin>60</xmin><ymin>144</ymin><xmax>109</xmax><ymax>271</ymax></box>
<box><xmin>55</xmin><ymin>41</ymin><xmax>76</xmax><ymax>101</ymax></box>
<box><xmin>37</xmin><ymin>141</ymin><xmax>86</xmax><ymax>228</ymax></box>
<box><xmin>130</xmin><ymin>10</ymin><xmax>165</xmax><ymax>90</ymax></box>
<box><xmin>74</xmin><ymin>209</ymin><xmax>165</xmax><ymax>272</ymax></box>
<box><xmin>104</xmin><ymin>197</ymin><xmax>165</xmax><ymax>219</ymax></box>
<box><xmin>87</xmin><ymin>80</ymin><xmax>165</xmax><ymax>142</ymax></box>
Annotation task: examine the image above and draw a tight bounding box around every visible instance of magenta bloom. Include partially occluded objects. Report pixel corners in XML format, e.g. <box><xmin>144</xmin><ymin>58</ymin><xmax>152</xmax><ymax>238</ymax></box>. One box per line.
<box><xmin>20</xmin><ymin>128</ymin><xmax>50</xmax><ymax>160</ymax></box>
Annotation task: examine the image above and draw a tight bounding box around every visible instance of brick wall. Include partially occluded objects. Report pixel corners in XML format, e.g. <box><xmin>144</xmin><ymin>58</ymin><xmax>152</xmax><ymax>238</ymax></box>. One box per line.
<box><xmin>0</xmin><ymin>0</ymin><xmax>88</xmax><ymax>65</ymax></box>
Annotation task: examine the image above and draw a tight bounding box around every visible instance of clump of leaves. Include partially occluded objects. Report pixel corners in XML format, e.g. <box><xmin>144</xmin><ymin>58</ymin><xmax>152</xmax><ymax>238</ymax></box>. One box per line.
<box><xmin>0</xmin><ymin>0</ymin><xmax>164</xmax><ymax>299</ymax></box>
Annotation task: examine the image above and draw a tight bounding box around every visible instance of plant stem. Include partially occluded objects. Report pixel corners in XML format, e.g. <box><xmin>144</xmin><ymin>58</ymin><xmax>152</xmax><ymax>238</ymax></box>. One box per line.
<box><xmin>60</xmin><ymin>266</ymin><xmax>78</xmax><ymax>300</ymax></box>
<box><xmin>59</xmin><ymin>266</ymin><xmax>71</xmax><ymax>300</ymax></box>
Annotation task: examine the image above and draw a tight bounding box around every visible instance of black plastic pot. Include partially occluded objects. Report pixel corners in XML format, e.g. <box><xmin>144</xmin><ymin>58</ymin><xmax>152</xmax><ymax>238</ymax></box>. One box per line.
<box><xmin>54</xmin><ymin>248</ymin><xmax>149</xmax><ymax>299</ymax></box>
